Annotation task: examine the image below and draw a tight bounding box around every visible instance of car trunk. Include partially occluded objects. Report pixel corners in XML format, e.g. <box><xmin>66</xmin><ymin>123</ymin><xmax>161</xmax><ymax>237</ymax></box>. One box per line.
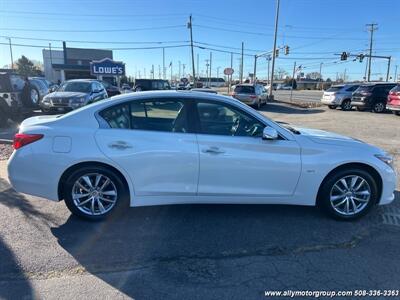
<box><xmin>232</xmin><ymin>86</ymin><xmax>256</xmax><ymax>102</ymax></box>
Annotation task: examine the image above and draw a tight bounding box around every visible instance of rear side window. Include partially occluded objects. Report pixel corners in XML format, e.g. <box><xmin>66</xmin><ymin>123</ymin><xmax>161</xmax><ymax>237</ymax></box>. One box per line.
<box><xmin>131</xmin><ymin>100</ymin><xmax>187</xmax><ymax>133</ymax></box>
<box><xmin>326</xmin><ymin>86</ymin><xmax>344</xmax><ymax>92</ymax></box>
<box><xmin>345</xmin><ymin>85</ymin><xmax>359</xmax><ymax>92</ymax></box>
<box><xmin>100</xmin><ymin>104</ymin><xmax>130</xmax><ymax>129</ymax></box>
<box><xmin>234</xmin><ymin>85</ymin><xmax>255</xmax><ymax>94</ymax></box>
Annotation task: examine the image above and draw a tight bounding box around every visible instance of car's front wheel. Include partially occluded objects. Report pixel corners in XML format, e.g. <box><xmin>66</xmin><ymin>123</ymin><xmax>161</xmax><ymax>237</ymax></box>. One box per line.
<box><xmin>340</xmin><ymin>99</ymin><xmax>352</xmax><ymax>111</ymax></box>
<box><xmin>63</xmin><ymin>166</ymin><xmax>128</xmax><ymax>220</ymax></box>
<box><xmin>318</xmin><ymin>168</ymin><xmax>378</xmax><ymax>220</ymax></box>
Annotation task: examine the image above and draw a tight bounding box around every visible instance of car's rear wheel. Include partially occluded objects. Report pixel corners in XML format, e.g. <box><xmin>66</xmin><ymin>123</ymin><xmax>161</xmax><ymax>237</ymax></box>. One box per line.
<box><xmin>392</xmin><ymin>111</ymin><xmax>400</xmax><ymax>116</ymax></box>
<box><xmin>63</xmin><ymin>166</ymin><xmax>128</xmax><ymax>220</ymax></box>
<box><xmin>340</xmin><ymin>99</ymin><xmax>352</xmax><ymax>111</ymax></box>
<box><xmin>318</xmin><ymin>168</ymin><xmax>378</xmax><ymax>220</ymax></box>
<box><xmin>372</xmin><ymin>102</ymin><xmax>385</xmax><ymax>113</ymax></box>
<box><xmin>328</xmin><ymin>105</ymin><xmax>337</xmax><ymax>109</ymax></box>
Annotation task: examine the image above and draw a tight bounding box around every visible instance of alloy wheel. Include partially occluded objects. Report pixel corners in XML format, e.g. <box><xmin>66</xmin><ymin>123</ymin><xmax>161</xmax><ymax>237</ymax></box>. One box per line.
<box><xmin>373</xmin><ymin>102</ymin><xmax>385</xmax><ymax>113</ymax></box>
<box><xmin>71</xmin><ymin>173</ymin><xmax>118</xmax><ymax>216</ymax></box>
<box><xmin>329</xmin><ymin>175</ymin><xmax>371</xmax><ymax>216</ymax></box>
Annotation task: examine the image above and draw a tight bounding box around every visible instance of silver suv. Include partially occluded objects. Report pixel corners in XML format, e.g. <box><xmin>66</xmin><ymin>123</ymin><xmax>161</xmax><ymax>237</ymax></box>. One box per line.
<box><xmin>232</xmin><ymin>84</ymin><xmax>268</xmax><ymax>109</ymax></box>
<box><xmin>321</xmin><ymin>84</ymin><xmax>359</xmax><ymax>111</ymax></box>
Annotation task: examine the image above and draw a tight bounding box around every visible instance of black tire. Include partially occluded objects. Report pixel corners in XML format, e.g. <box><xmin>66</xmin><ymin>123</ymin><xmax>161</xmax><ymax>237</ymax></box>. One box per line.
<box><xmin>328</xmin><ymin>105</ymin><xmax>337</xmax><ymax>109</ymax></box>
<box><xmin>63</xmin><ymin>165</ymin><xmax>129</xmax><ymax>221</ymax></box>
<box><xmin>372</xmin><ymin>102</ymin><xmax>385</xmax><ymax>113</ymax></box>
<box><xmin>340</xmin><ymin>99</ymin><xmax>352</xmax><ymax>111</ymax></box>
<box><xmin>318</xmin><ymin>168</ymin><xmax>378</xmax><ymax>221</ymax></box>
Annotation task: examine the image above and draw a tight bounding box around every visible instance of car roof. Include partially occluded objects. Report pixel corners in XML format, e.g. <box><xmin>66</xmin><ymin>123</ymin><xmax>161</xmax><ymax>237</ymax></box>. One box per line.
<box><xmin>235</xmin><ymin>83</ymin><xmax>257</xmax><ymax>87</ymax></box>
<box><xmin>67</xmin><ymin>79</ymin><xmax>98</xmax><ymax>82</ymax></box>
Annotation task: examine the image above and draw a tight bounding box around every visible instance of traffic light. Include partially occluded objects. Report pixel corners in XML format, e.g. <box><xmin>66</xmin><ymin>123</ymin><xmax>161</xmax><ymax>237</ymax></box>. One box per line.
<box><xmin>359</xmin><ymin>54</ymin><xmax>365</xmax><ymax>62</ymax></box>
<box><xmin>284</xmin><ymin>45</ymin><xmax>290</xmax><ymax>55</ymax></box>
<box><xmin>275</xmin><ymin>49</ymin><xmax>279</xmax><ymax>57</ymax></box>
<box><xmin>340</xmin><ymin>52</ymin><xmax>348</xmax><ymax>61</ymax></box>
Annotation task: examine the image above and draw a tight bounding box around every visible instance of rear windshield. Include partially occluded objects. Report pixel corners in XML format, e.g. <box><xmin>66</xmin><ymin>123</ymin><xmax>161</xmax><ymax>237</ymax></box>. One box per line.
<box><xmin>234</xmin><ymin>85</ymin><xmax>255</xmax><ymax>94</ymax></box>
<box><xmin>326</xmin><ymin>86</ymin><xmax>344</xmax><ymax>92</ymax></box>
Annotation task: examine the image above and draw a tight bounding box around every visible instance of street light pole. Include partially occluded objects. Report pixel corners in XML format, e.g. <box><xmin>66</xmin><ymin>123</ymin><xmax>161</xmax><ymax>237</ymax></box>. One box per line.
<box><xmin>319</xmin><ymin>62</ymin><xmax>323</xmax><ymax>90</ymax></box>
<box><xmin>268</xmin><ymin>0</ymin><xmax>280</xmax><ymax>99</ymax></box>
<box><xmin>188</xmin><ymin>15</ymin><xmax>196</xmax><ymax>85</ymax></box>
<box><xmin>253</xmin><ymin>55</ymin><xmax>257</xmax><ymax>83</ymax></box>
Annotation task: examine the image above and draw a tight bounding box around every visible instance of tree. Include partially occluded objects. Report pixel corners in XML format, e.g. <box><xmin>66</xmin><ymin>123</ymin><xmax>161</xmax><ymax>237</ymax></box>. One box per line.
<box><xmin>274</xmin><ymin>67</ymin><xmax>288</xmax><ymax>80</ymax></box>
<box><xmin>306</xmin><ymin>72</ymin><xmax>321</xmax><ymax>80</ymax></box>
<box><xmin>15</xmin><ymin>55</ymin><xmax>41</xmax><ymax>77</ymax></box>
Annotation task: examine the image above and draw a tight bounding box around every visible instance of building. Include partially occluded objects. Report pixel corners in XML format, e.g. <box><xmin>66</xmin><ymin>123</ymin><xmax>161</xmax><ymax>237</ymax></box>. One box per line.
<box><xmin>43</xmin><ymin>44</ymin><xmax>114</xmax><ymax>84</ymax></box>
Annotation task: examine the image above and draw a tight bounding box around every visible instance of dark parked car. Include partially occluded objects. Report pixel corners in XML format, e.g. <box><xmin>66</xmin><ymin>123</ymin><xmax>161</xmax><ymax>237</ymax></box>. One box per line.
<box><xmin>40</xmin><ymin>79</ymin><xmax>108</xmax><ymax>113</ymax></box>
<box><xmin>101</xmin><ymin>81</ymin><xmax>121</xmax><ymax>97</ymax></box>
<box><xmin>386</xmin><ymin>84</ymin><xmax>400</xmax><ymax>116</ymax></box>
<box><xmin>133</xmin><ymin>79</ymin><xmax>170</xmax><ymax>92</ymax></box>
<box><xmin>351</xmin><ymin>83</ymin><xmax>397</xmax><ymax>113</ymax></box>
<box><xmin>0</xmin><ymin>72</ymin><xmax>33</xmax><ymax>127</ymax></box>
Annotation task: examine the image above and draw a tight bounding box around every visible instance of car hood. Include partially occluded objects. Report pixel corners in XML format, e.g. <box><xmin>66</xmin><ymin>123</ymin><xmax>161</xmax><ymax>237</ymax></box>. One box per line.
<box><xmin>47</xmin><ymin>91</ymin><xmax>88</xmax><ymax>98</ymax></box>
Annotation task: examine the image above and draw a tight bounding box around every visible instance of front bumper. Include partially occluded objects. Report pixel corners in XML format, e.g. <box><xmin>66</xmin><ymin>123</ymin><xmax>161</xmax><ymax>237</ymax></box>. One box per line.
<box><xmin>321</xmin><ymin>97</ymin><xmax>341</xmax><ymax>105</ymax></box>
<box><xmin>386</xmin><ymin>104</ymin><xmax>400</xmax><ymax>111</ymax></box>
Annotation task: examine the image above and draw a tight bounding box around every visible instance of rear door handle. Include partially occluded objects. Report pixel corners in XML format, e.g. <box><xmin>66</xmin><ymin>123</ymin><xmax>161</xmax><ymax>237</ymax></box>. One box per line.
<box><xmin>201</xmin><ymin>146</ymin><xmax>225</xmax><ymax>154</ymax></box>
<box><xmin>108</xmin><ymin>141</ymin><xmax>132</xmax><ymax>150</ymax></box>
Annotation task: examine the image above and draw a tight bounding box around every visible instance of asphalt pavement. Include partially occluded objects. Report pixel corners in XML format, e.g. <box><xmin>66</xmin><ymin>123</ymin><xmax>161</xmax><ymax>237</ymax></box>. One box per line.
<box><xmin>0</xmin><ymin>102</ymin><xmax>400</xmax><ymax>299</ymax></box>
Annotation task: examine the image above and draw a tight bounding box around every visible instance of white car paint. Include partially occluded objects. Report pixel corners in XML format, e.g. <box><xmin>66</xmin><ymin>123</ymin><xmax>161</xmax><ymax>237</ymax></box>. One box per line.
<box><xmin>7</xmin><ymin>91</ymin><xmax>397</xmax><ymax>212</ymax></box>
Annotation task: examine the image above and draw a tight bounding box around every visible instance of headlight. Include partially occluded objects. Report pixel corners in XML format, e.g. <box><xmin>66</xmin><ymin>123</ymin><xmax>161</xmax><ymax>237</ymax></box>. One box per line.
<box><xmin>375</xmin><ymin>154</ymin><xmax>394</xmax><ymax>169</ymax></box>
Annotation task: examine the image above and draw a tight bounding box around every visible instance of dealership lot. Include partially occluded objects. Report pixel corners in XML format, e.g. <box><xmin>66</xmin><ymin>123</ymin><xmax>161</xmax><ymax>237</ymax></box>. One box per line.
<box><xmin>0</xmin><ymin>102</ymin><xmax>399</xmax><ymax>299</ymax></box>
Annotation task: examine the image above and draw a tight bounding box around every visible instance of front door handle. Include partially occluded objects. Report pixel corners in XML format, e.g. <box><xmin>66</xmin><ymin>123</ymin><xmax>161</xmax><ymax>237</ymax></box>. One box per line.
<box><xmin>108</xmin><ymin>141</ymin><xmax>132</xmax><ymax>150</ymax></box>
<box><xmin>201</xmin><ymin>146</ymin><xmax>225</xmax><ymax>154</ymax></box>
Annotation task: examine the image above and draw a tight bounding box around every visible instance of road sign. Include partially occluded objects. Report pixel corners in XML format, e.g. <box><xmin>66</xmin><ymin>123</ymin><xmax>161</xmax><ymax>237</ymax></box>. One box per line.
<box><xmin>224</xmin><ymin>67</ymin><xmax>234</xmax><ymax>76</ymax></box>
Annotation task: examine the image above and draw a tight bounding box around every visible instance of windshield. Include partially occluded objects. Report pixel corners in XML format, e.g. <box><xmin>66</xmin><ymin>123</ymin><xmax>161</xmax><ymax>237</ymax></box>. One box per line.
<box><xmin>59</xmin><ymin>81</ymin><xmax>91</xmax><ymax>93</ymax></box>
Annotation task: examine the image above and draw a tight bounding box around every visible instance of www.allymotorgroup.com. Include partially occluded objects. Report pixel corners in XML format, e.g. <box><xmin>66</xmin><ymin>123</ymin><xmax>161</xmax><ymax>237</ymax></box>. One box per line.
<box><xmin>264</xmin><ymin>290</ymin><xmax>400</xmax><ymax>298</ymax></box>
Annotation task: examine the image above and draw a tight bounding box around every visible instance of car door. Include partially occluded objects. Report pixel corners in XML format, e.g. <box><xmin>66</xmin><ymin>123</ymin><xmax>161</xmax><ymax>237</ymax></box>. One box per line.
<box><xmin>194</xmin><ymin>100</ymin><xmax>301</xmax><ymax>197</ymax></box>
<box><xmin>95</xmin><ymin>97</ymin><xmax>199</xmax><ymax>196</ymax></box>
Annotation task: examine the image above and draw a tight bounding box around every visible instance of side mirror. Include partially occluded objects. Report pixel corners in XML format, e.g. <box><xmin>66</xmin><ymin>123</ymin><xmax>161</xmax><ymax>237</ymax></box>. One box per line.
<box><xmin>262</xmin><ymin>127</ymin><xmax>278</xmax><ymax>140</ymax></box>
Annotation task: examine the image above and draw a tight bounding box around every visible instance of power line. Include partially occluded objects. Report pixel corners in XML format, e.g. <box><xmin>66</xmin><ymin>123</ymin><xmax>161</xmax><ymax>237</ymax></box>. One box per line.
<box><xmin>0</xmin><ymin>25</ymin><xmax>185</xmax><ymax>33</ymax></box>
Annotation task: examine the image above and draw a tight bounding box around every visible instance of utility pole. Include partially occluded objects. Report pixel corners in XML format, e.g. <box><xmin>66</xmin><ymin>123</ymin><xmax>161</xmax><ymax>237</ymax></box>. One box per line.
<box><xmin>267</xmin><ymin>56</ymin><xmax>271</xmax><ymax>84</ymax></box>
<box><xmin>394</xmin><ymin>65</ymin><xmax>398</xmax><ymax>82</ymax></box>
<box><xmin>188</xmin><ymin>15</ymin><xmax>196</xmax><ymax>85</ymax></box>
<box><xmin>289</xmin><ymin>61</ymin><xmax>296</xmax><ymax>102</ymax></box>
<box><xmin>158</xmin><ymin>65</ymin><xmax>161</xmax><ymax>79</ymax></box>
<box><xmin>152</xmin><ymin>65</ymin><xmax>155</xmax><ymax>79</ymax></box>
<box><xmin>182</xmin><ymin>64</ymin><xmax>186</xmax><ymax>78</ymax></box>
<box><xmin>366</xmin><ymin>23</ymin><xmax>377</xmax><ymax>82</ymax></box>
<box><xmin>343</xmin><ymin>68</ymin><xmax>347</xmax><ymax>82</ymax></box>
<box><xmin>178</xmin><ymin>61</ymin><xmax>181</xmax><ymax>79</ymax></box>
<box><xmin>170</xmin><ymin>62</ymin><xmax>173</xmax><ymax>82</ymax></box>
<box><xmin>7</xmin><ymin>37</ymin><xmax>13</xmax><ymax>69</ymax></box>
<box><xmin>386</xmin><ymin>56</ymin><xmax>391</xmax><ymax>82</ymax></box>
<box><xmin>217</xmin><ymin>66</ymin><xmax>221</xmax><ymax>78</ymax></box>
<box><xmin>228</xmin><ymin>52</ymin><xmax>233</xmax><ymax>94</ymax></box>
<box><xmin>269</xmin><ymin>0</ymin><xmax>280</xmax><ymax>99</ymax></box>
<box><xmin>253</xmin><ymin>55</ymin><xmax>257</xmax><ymax>83</ymax></box>
<box><xmin>209</xmin><ymin>52</ymin><xmax>212</xmax><ymax>86</ymax></box>
<box><xmin>319</xmin><ymin>62</ymin><xmax>323</xmax><ymax>90</ymax></box>
<box><xmin>162</xmin><ymin>47</ymin><xmax>166</xmax><ymax>80</ymax></box>
<box><xmin>205</xmin><ymin>59</ymin><xmax>209</xmax><ymax>87</ymax></box>
<box><xmin>240</xmin><ymin>42</ymin><xmax>244</xmax><ymax>83</ymax></box>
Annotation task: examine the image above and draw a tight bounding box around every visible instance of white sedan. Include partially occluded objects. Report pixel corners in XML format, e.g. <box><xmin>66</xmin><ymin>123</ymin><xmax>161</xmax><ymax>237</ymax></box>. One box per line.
<box><xmin>7</xmin><ymin>91</ymin><xmax>397</xmax><ymax>221</ymax></box>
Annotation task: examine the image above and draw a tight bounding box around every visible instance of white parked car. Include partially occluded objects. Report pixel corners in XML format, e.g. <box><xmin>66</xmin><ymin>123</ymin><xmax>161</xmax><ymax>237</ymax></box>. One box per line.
<box><xmin>7</xmin><ymin>91</ymin><xmax>396</xmax><ymax>221</ymax></box>
<box><xmin>321</xmin><ymin>84</ymin><xmax>360</xmax><ymax>111</ymax></box>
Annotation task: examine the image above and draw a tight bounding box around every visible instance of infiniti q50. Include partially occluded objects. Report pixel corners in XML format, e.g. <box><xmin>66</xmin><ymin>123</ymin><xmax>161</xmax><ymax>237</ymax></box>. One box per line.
<box><xmin>7</xmin><ymin>91</ymin><xmax>396</xmax><ymax>220</ymax></box>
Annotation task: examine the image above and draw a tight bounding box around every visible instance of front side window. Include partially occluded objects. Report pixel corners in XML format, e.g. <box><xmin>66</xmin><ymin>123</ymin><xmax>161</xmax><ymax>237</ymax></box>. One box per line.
<box><xmin>196</xmin><ymin>101</ymin><xmax>265</xmax><ymax>137</ymax></box>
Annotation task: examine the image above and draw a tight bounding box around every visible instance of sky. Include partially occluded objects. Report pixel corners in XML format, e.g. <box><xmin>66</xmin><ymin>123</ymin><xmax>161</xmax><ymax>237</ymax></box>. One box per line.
<box><xmin>0</xmin><ymin>0</ymin><xmax>399</xmax><ymax>81</ymax></box>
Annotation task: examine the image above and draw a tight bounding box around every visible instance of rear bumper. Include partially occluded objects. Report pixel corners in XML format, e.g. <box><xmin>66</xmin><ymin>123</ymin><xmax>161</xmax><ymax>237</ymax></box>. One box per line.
<box><xmin>386</xmin><ymin>104</ymin><xmax>400</xmax><ymax>111</ymax></box>
<box><xmin>233</xmin><ymin>97</ymin><xmax>258</xmax><ymax>105</ymax></box>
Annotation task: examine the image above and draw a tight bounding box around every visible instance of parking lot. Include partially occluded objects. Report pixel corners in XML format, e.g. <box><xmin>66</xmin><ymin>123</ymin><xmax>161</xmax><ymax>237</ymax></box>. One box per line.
<box><xmin>0</xmin><ymin>101</ymin><xmax>399</xmax><ymax>299</ymax></box>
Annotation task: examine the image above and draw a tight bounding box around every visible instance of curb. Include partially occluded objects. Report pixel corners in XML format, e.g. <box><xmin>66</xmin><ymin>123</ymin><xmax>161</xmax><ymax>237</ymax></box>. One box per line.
<box><xmin>274</xmin><ymin>99</ymin><xmax>323</xmax><ymax>109</ymax></box>
<box><xmin>0</xmin><ymin>139</ymin><xmax>12</xmax><ymax>145</ymax></box>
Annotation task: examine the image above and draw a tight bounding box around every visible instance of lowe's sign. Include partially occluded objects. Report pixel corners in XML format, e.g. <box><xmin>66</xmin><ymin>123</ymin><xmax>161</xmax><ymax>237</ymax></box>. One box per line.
<box><xmin>90</xmin><ymin>58</ymin><xmax>125</xmax><ymax>76</ymax></box>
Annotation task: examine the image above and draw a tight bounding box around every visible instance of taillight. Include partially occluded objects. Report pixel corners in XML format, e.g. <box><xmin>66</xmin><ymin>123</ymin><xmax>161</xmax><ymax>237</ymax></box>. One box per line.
<box><xmin>13</xmin><ymin>134</ymin><xmax>44</xmax><ymax>150</ymax></box>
